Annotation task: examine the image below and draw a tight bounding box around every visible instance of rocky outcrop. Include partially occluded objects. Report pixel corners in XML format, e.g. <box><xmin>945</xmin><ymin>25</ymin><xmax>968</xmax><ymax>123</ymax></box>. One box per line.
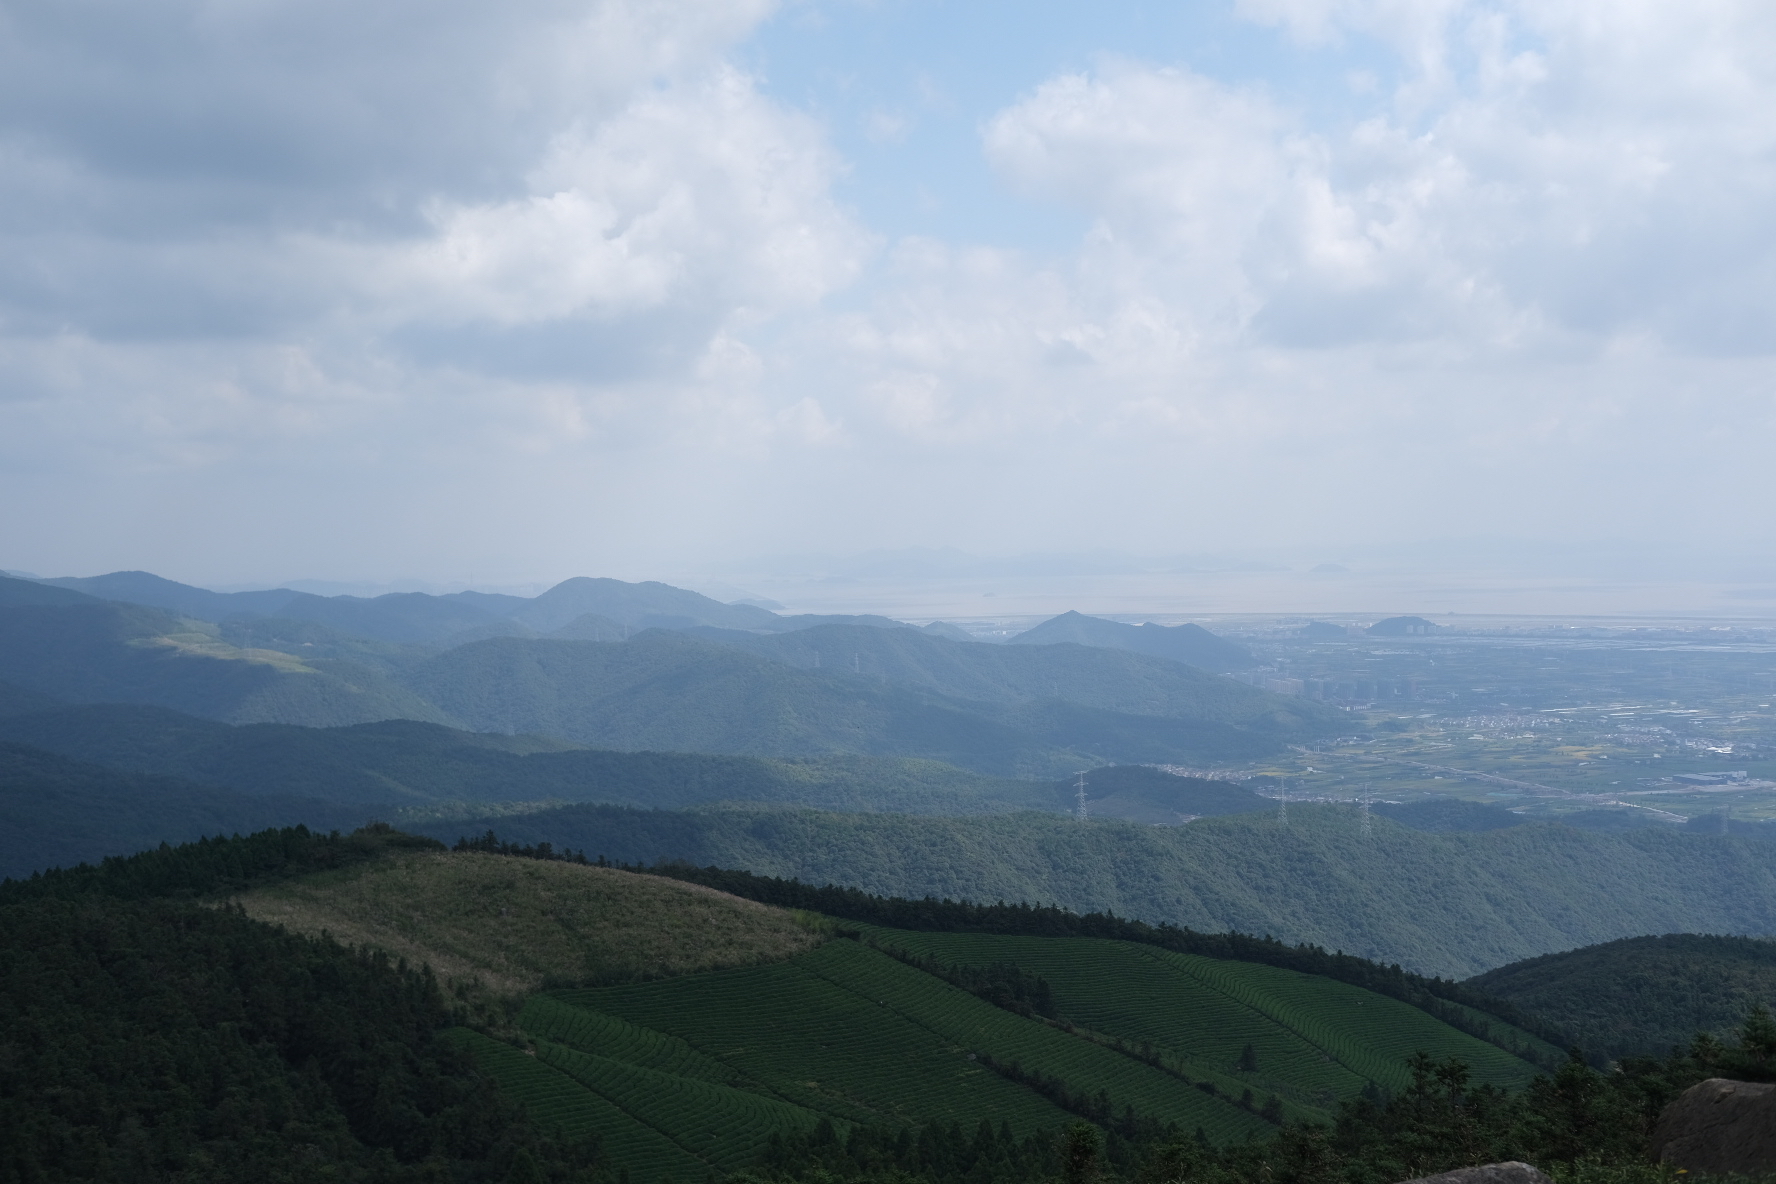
<box><xmin>1651</xmin><ymin>1078</ymin><xmax>1776</xmax><ymax>1176</ymax></box>
<box><xmin>1398</xmin><ymin>1163</ymin><xmax>1552</xmax><ymax>1184</ymax></box>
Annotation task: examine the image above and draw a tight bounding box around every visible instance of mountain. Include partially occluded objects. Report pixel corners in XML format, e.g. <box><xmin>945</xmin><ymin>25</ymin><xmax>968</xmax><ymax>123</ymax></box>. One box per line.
<box><xmin>0</xmin><ymin>679</ymin><xmax>61</xmax><ymax>718</ymax></box>
<box><xmin>416</xmin><ymin>802</ymin><xmax>1776</xmax><ymax>978</ymax></box>
<box><xmin>0</xmin><ymin>580</ymin><xmax>452</xmax><ymax>727</ymax></box>
<box><xmin>0</xmin><ymin>742</ymin><xmax>368</xmax><ymax>880</ymax></box>
<box><xmin>0</xmin><ymin>701</ymin><xmax>1054</xmax><ymax>820</ymax></box>
<box><xmin>1008</xmin><ymin>611</ymin><xmax>1253</xmax><ymax>672</ymax></box>
<box><xmin>0</xmin><ymin>575</ymin><xmax>104</xmax><ymax>608</ymax></box>
<box><xmin>1466</xmin><ymin>933</ymin><xmax>1776</xmax><ymax>1060</ymax></box>
<box><xmin>37</xmin><ymin>569</ymin><xmax>302</xmax><ymax>618</ymax></box>
<box><xmin>400</xmin><ymin>630</ymin><xmax>1324</xmax><ymax>775</ymax></box>
<box><xmin>480</xmin><ymin>576</ymin><xmax>786</xmax><ymax>633</ymax></box>
<box><xmin>28</xmin><ymin>569</ymin><xmax>910</xmax><ymax>645</ymax></box>
<box><xmin>673</xmin><ymin>622</ymin><xmax>1318</xmax><ymax>728</ymax></box>
<box><xmin>0</xmin><ymin>578</ymin><xmax>1333</xmax><ymax>770</ymax></box>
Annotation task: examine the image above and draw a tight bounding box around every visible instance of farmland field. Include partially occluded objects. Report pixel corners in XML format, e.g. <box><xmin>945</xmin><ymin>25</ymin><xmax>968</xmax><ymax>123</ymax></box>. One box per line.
<box><xmin>847</xmin><ymin>928</ymin><xmax>1549</xmax><ymax>1101</ymax></box>
<box><xmin>450</xmin><ymin>932</ymin><xmax>1553</xmax><ymax>1183</ymax></box>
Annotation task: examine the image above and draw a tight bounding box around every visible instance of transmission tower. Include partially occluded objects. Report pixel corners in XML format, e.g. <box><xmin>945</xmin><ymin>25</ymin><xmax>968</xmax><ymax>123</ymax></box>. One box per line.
<box><xmin>1278</xmin><ymin>781</ymin><xmax>1288</xmax><ymax>827</ymax></box>
<box><xmin>1075</xmin><ymin>771</ymin><xmax>1089</xmax><ymax>822</ymax></box>
<box><xmin>1361</xmin><ymin>784</ymin><xmax>1373</xmax><ymax>837</ymax></box>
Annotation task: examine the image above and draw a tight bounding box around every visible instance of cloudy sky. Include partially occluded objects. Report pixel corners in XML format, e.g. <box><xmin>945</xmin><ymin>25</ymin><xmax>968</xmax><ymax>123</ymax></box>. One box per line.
<box><xmin>4</xmin><ymin>0</ymin><xmax>1775</xmax><ymax>593</ymax></box>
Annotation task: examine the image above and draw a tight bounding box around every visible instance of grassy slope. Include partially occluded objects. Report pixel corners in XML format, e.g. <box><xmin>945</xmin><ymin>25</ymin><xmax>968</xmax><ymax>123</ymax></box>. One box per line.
<box><xmin>461</xmin><ymin>926</ymin><xmax>1556</xmax><ymax>1182</ymax></box>
<box><xmin>234</xmin><ymin>850</ymin><xmax>820</xmax><ymax>995</ymax></box>
<box><xmin>0</xmin><ymin>702</ymin><xmax>1053</xmax><ymax>813</ymax></box>
<box><xmin>0</xmin><ymin>601</ymin><xmax>451</xmax><ymax>727</ymax></box>
<box><xmin>853</xmin><ymin>928</ymin><xmax>1552</xmax><ymax>1102</ymax></box>
<box><xmin>429</xmin><ymin>803</ymin><xmax>1776</xmax><ymax>978</ymax></box>
<box><xmin>1467</xmin><ymin>933</ymin><xmax>1776</xmax><ymax>1059</ymax></box>
<box><xmin>553</xmin><ymin>940</ymin><xmax>1275</xmax><ymax>1141</ymax></box>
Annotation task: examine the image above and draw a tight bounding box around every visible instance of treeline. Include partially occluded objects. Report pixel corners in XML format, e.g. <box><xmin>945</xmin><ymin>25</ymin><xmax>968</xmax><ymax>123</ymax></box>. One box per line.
<box><xmin>2</xmin><ymin>822</ymin><xmax>442</xmax><ymax>903</ymax></box>
<box><xmin>749</xmin><ymin>1117</ymin><xmax>1133</xmax><ymax>1184</ymax></box>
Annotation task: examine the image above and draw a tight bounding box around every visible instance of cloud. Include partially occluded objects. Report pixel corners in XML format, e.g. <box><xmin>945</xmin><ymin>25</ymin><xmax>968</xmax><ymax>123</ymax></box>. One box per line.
<box><xmin>5</xmin><ymin>0</ymin><xmax>1776</xmax><ymax>583</ymax></box>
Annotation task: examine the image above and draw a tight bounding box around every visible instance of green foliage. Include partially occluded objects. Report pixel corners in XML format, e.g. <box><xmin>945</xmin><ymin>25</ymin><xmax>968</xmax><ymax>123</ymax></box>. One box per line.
<box><xmin>0</xmin><ymin>599</ymin><xmax>450</xmax><ymax>728</ymax></box>
<box><xmin>1469</xmin><ymin>933</ymin><xmax>1776</xmax><ymax>1058</ymax></box>
<box><xmin>732</xmin><ymin>1023</ymin><xmax>1776</xmax><ymax>1184</ymax></box>
<box><xmin>850</xmin><ymin>928</ymin><xmax>1549</xmax><ymax>1097</ymax></box>
<box><xmin>405</xmin><ymin>631</ymin><xmax>1323</xmax><ymax>775</ymax></box>
<box><xmin>435</xmin><ymin>801</ymin><xmax>1776</xmax><ymax>980</ymax></box>
<box><xmin>0</xmin><ymin>741</ymin><xmax>368</xmax><ymax>880</ymax></box>
<box><xmin>0</xmin><ymin>702</ymin><xmax>1050</xmax><ymax>814</ymax></box>
<box><xmin>0</xmin><ymin>894</ymin><xmax>597</xmax><ymax>1182</ymax></box>
<box><xmin>2</xmin><ymin>821</ymin><xmax>439</xmax><ymax>903</ymax></box>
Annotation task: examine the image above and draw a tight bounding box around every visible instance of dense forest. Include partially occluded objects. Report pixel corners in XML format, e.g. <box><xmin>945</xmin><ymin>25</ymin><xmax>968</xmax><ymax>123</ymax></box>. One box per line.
<box><xmin>7</xmin><ymin>825</ymin><xmax>1776</xmax><ymax>1183</ymax></box>
<box><xmin>0</xmin><ymin>827</ymin><xmax>596</xmax><ymax>1182</ymax></box>
<box><xmin>1471</xmin><ymin>933</ymin><xmax>1776</xmax><ymax>1059</ymax></box>
<box><xmin>426</xmin><ymin>802</ymin><xmax>1776</xmax><ymax>978</ymax></box>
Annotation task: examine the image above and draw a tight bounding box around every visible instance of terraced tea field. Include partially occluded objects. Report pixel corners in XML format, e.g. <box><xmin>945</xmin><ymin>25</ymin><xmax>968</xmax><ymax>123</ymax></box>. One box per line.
<box><xmin>457</xmin><ymin>933</ymin><xmax>1552</xmax><ymax>1183</ymax></box>
<box><xmin>848</xmin><ymin>928</ymin><xmax>1551</xmax><ymax>1105</ymax></box>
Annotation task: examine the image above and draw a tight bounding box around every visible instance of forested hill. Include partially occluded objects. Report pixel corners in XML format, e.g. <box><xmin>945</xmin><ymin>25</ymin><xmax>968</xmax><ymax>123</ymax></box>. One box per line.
<box><xmin>1467</xmin><ymin>933</ymin><xmax>1776</xmax><ymax>1059</ymax></box>
<box><xmin>0</xmin><ymin>576</ymin><xmax>1330</xmax><ymax>775</ymax></box>
<box><xmin>419</xmin><ymin>803</ymin><xmax>1776</xmax><ymax>979</ymax></box>
<box><xmin>0</xmin><ymin>742</ymin><xmax>369</xmax><ymax>880</ymax></box>
<box><xmin>404</xmin><ymin>630</ymin><xmax>1332</xmax><ymax>774</ymax></box>
<box><xmin>0</xmin><ymin>699</ymin><xmax>1056</xmax><ymax>816</ymax></box>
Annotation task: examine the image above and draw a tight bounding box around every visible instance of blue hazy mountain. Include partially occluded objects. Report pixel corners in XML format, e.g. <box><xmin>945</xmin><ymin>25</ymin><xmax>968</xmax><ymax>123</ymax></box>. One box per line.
<box><xmin>0</xmin><ymin>741</ymin><xmax>369</xmax><ymax>881</ymax></box>
<box><xmin>1007</xmin><ymin>610</ymin><xmax>1253</xmax><ymax>672</ymax></box>
<box><xmin>33</xmin><ymin>569</ymin><xmax>913</xmax><ymax>645</ymax></box>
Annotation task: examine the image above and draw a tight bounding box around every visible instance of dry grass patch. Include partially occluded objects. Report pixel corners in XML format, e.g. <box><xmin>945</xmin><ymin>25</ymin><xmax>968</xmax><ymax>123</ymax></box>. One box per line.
<box><xmin>236</xmin><ymin>851</ymin><xmax>821</xmax><ymax>996</ymax></box>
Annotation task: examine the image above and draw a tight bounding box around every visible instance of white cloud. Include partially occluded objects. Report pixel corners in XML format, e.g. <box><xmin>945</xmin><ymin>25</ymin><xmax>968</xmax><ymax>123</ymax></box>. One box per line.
<box><xmin>7</xmin><ymin>0</ymin><xmax>1776</xmax><ymax>583</ymax></box>
<box><xmin>396</xmin><ymin>66</ymin><xmax>868</xmax><ymax>332</ymax></box>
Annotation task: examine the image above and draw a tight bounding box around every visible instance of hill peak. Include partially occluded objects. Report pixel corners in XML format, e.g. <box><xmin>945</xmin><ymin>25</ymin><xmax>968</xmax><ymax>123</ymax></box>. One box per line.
<box><xmin>1008</xmin><ymin>611</ymin><xmax>1253</xmax><ymax>672</ymax></box>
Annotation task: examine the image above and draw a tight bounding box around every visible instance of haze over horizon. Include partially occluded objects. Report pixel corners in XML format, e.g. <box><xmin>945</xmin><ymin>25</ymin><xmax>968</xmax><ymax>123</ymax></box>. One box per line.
<box><xmin>5</xmin><ymin>1</ymin><xmax>1776</xmax><ymax>602</ymax></box>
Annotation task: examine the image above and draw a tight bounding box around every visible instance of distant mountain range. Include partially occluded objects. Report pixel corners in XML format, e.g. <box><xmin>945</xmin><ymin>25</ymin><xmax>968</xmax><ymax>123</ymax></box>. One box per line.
<box><xmin>1007</xmin><ymin>610</ymin><xmax>1252</xmax><ymax>672</ymax></box>
<box><xmin>0</xmin><ymin>574</ymin><xmax>1324</xmax><ymax>777</ymax></box>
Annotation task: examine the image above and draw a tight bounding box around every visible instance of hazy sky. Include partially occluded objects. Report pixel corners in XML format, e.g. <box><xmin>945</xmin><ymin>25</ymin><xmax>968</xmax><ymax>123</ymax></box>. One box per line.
<box><xmin>4</xmin><ymin>0</ymin><xmax>1775</xmax><ymax>588</ymax></box>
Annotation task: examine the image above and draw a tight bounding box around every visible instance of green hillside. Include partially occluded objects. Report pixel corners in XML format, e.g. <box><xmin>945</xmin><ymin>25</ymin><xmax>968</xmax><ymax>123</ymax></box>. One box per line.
<box><xmin>0</xmin><ymin>594</ymin><xmax>451</xmax><ymax>727</ymax></box>
<box><xmin>0</xmin><ymin>702</ymin><xmax>1053</xmax><ymax>816</ymax></box>
<box><xmin>848</xmin><ymin>927</ymin><xmax>1547</xmax><ymax>1099</ymax></box>
<box><xmin>426</xmin><ymin>802</ymin><xmax>1776</xmax><ymax>977</ymax></box>
<box><xmin>402</xmin><ymin>631</ymin><xmax>1321</xmax><ymax>775</ymax></box>
<box><xmin>1467</xmin><ymin>933</ymin><xmax>1776</xmax><ymax>1059</ymax></box>
<box><xmin>0</xmin><ymin>578</ymin><xmax>1333</xmax><ymax>773</ymax></box>
<box><xmin>235</xmin><ymin>849</ymin><xmax>821</xmax><ymax>995</ymax></box>
<box><xmin>10</xmin><ymin>824</ymin><xmax>1740</xmax><ymax>1184</ymax></box>
<box><xmin>0</xmin><ymin>742</ymin><xmax>369</xmax><ymax>880</ymax></box>
<box><xmin>690</xmin><ymin>622</ymin><xmax>1309</xmax><ymax>726</ymax></box>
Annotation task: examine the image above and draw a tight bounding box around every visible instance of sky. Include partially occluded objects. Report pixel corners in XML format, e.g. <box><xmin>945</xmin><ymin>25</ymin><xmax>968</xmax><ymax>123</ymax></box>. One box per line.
<box><xmin>4</xmin><ymin>0</ymin><xmax>1776</xmax><ymax>600</ymax></box>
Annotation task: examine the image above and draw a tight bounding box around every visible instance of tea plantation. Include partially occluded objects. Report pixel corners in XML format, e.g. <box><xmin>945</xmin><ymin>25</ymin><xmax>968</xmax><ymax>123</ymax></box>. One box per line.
<box><xmin>454</xmin><ymin>930</ymin><xmax>1550</xmax><ymax>1183</ymax></box>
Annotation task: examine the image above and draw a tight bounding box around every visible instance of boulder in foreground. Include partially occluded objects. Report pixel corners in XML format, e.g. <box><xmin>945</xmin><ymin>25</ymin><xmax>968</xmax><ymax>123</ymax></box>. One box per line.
<box><xmin>1397</xmin><ymin>1163</ymin><xmax>1550</xmax><ymax>1184</ymax></box>
<box><xmin>1651</xmin><ymin>1077</ymin><xmax>1776</xmax><ymax>1176</ymax></box>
